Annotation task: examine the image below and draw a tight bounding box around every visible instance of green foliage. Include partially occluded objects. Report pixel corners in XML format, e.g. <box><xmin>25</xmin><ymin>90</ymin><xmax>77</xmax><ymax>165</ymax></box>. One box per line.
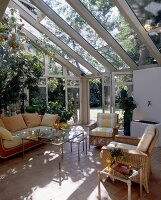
<box><xmin>90</xmin><ymin>79</ymin><xmax>102</xmax><ymax>107</ymax></box>
<box><xmin>116</xmin><ymin>89</ymin><xmax>136</xmax><ymax>112</ymax></box>
<box><xmin>48</xmin><ymin>78</ymin><xmax>65</xmax><ymax>107</ymax></box>
<box><xmin>48</xmin><ymin>78</ymin><xmax>58</xmax><ymax>93</ymax></box>
<box><xmin>25</xmin><ymin>97</ymin><xmax>47</xmax><ymax>115</ymax></box>
<box><xmin>47</xmin><ymin>101</ymin><xmax>73</xmax><ymax>123</ymax></box>
<box><xmin>0</xmin><ymin>9</ymin><xmax>43</xmax><ymax>113</ymax></box>
<box><xmin>109</xmin><ymin>147</ymin><xmax>124</xmax><ymax>161</ymax></box>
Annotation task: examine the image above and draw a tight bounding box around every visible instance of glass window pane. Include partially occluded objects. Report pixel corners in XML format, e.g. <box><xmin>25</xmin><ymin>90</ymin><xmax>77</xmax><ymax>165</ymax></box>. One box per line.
<box><xmin>80</xmin><ymin>0</ymin><xmax>157</xmax><ymax>65</ymax></box>
<box><xmin>127</xmin><ymin>0</ymin><xmax>161</xmax><ymax>51</ymax></box>
<box><xmin>43</xmin><ymin>0</ymin><xmax>130</xmax><ymax>70</ymax></box>
<box><xmin>41</xmin><ymin>17</ymin><xmax>105</xmax><ymax>72</ymax></box>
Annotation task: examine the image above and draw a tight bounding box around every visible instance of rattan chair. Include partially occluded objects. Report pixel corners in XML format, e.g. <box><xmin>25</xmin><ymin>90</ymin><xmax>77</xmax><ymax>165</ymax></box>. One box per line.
<box><xmin>89</xmin><ymin>113</ymin><xmax>119</xmax><ymax>147</ymax></box>
<box><xmin>100</xmin><ymin>125</ymin><xmax>159</xmax><ymax>193</ymax></box>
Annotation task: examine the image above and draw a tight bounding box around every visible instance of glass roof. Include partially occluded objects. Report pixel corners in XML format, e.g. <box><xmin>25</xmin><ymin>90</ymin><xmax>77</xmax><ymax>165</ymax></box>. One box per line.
<box><xmin>42</xmin><ymin>0</ymin><xmax>130</xmax><ymax>70</ymax></box>
<box><xmin>3</xmin><ymin>0</ymin><xmax>161</xmax><ymax>76</ymax></box>
<box><xmin>80</xmin><ymin>0</ymin><xmax>157</xmax><ymax>65</ymax></box>
<box><xmin>126</xmin><ymin>0</ymin><xmax>161</xmax><ymax>51</ymax></box>
<box><xmin>41</xmin><ymin>17</ymin><xmax>105</xmax><ymax>72</ymax></box>
<box><xmin>21</xmin><ymin>19</ymin><xmax>91</xmax><ymax>75</ymax></box>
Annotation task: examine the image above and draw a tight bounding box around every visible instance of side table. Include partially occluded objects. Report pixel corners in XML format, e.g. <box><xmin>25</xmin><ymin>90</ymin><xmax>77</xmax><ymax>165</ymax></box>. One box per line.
<box><xmin>69</xmin><ymin>131</ymin><xmax>87</xmax><ymax>162</ymax></box>
<box><xmin>98</xmin><ymin>166</ymin><xmax>142</xmax><ymax>200</ymax></box>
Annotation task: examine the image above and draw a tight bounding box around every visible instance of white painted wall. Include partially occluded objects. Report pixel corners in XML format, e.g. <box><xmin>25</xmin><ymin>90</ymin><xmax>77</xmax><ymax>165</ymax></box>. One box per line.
<box><xmin>133</xmin><ymin>67</ymin><xmax>161</xmax><ymax>123</ymax></box>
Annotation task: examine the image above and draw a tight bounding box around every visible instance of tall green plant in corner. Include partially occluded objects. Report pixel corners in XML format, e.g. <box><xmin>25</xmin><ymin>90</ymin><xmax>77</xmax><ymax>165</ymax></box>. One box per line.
<box><xmin>116</xmin><ymin>89</ymin><xmax>136</xmax><ymax>136</ymax></box>
<box><xmin>0</xmin><ymin>8</ymin><xmax>43</xmax><ymax>114</ymax></box>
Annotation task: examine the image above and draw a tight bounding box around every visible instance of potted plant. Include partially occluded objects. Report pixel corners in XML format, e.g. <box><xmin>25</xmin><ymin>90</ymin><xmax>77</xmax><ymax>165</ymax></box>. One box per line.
<box><xmin>116</xmin><ymin>88</ymin><xmax>136</xmax><ymax>136</ymax></box>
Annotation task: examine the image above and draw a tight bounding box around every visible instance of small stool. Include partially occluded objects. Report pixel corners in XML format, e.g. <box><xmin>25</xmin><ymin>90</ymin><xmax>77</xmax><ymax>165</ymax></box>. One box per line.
<box><xmin>70</xmin><ymin>133</ymin><xmax>87</xmax><ymax>162</ymax></box>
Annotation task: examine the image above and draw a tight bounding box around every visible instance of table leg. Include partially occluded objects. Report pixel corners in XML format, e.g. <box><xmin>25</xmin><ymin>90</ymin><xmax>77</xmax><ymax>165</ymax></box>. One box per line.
<box><xmin>85</xmin><ymin>137</ymin><xmax>87</xmax><ymax>155</ymax></box>
<box><xmin>98</xmin><ymin>172</ymin><xmax>101</xmax><ymax>200</ymax></box>
<box><xmin>127</xmin><ymin>181</ymin><xmax>131</xmax><ymax>200</ymax></box>
<box><xmin>78</xmin><ymin>142</ymin><xmax>80</xmax><ymax>162</ymax></box>
<box><xmin>58</xmin><ymin>146</ymin><xmax>62</xmax><ymax>186</ymax></box>
<box><xmin>61</xmin><ymin>144</ymin><xmax>63</xmax><ymax>159</ymax></box>
<box><xmin>70</xmin><ymin>142</ymin><xmax>72</xmax><ymax>152</ymax></box>
<box><xmin>22</xmin><ymin>138</ymin><xmax>24</xmax><ymax>158</ymax></box>
<box><xmin>140</xmin><ymin>168</ymin><xmax>143</xmax><ymax>199</ymax></box>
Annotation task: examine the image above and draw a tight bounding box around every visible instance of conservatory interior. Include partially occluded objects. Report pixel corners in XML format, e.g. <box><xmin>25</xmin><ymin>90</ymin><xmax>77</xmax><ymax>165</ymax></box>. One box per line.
<box><xmin>0</xmin><ymin>0</ymin><xmax>161</xmax><ymax>200</ymax></box>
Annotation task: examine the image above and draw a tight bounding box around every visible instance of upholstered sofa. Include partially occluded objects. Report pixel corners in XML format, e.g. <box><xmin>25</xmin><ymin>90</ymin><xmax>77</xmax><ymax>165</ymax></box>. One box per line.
<box><xmin>0</xmin><ymin>113</ymin><xmax>59</xmax><ymax>159</ymax></box>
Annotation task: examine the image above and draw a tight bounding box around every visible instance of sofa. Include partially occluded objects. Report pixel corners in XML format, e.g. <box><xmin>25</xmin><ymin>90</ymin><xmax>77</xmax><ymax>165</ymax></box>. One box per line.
<box><xmin>0</xmin><ymin>113</ymin><xmax>59</xmax><ymax>159</ymax></box>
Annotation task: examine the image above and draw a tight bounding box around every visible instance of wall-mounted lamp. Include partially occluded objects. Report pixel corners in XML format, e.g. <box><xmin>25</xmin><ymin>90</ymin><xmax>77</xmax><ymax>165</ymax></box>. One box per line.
<box><xmin>148</xmin><ymin>101</ymin><xmax>151</xmax><ymax>106</ymax></box>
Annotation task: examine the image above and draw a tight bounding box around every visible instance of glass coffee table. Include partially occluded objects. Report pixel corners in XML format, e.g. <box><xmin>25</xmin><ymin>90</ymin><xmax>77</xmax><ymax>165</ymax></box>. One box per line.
<box><xmin>17</xmin><ymin>126</ymin><xmax>85</xmax><ymax>185</ymax></box>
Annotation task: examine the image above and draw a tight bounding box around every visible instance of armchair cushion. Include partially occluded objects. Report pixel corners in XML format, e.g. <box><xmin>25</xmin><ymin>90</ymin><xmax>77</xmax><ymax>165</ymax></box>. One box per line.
<box><xmin>137</xmin><ymin>125</ymin><xmax>155</xmax><ymax>152</ymax></box>
<box><xmin>97</xmin><ymin>113</ymin><xmax>117</xmax><ymax>128</ymax></box>
<box><xmin>107</xmin><ymin>141</ymin><xmax>137</xmax><ymax>151</ymax></box>
<box><xmin>90</xmin><ymin>127</ymin><xmax>113</xmax><ymax>137</ymax></box>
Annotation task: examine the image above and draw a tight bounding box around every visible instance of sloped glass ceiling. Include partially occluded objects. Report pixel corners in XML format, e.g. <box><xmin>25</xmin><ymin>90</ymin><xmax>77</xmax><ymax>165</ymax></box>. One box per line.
<box><xmin>79</xmin><ymin>0</ymin><xmax>157</xmax><ymax>65</ymax></box>
<box><xmin>17</xmin><ymin>18</ymin><xmax>91</xmax><ymax>75</ymax></box>
<box><xmin>41</xmin><ymin>16</ymin><xmax>106</xmax><ymax>72</ymax></box>
<box><xmin>127</xmin><ymin>0</ymin><xmax>161</xmax><ymax>51</ymax></box>
<box><xmin>43</xmin><ymin>0</ymin><xmax>129</xmax><ymax>70</ymax></box>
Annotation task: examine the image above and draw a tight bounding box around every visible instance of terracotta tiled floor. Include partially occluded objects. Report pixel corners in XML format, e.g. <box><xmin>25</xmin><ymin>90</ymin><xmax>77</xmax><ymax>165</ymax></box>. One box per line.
<box><xmin>0</xmin><ymin>140</ymin><xmax>161</xmax><ymax>200</ymax></box>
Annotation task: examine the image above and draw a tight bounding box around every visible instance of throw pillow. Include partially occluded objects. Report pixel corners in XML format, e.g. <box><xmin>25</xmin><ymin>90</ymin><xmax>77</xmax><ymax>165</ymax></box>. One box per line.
<box><xmin>2</xmin><ymin>114</ymin><xmax>27</xmax><ymax>132</ymax></box>
<box><xmin>0</xmin><ymin>127</ymin><xmax>13</xmax><ymax>140</ymax></box>
<box><xmin>0</xmin><ymin>119</ymin><xmax>5</xmax><ymax>128</ymax></box>
<box><xmin>41</xmin><ymin>113</ymin><xmax>59</xmax><ymax>127</ymax></box>
<box><xmin>22</xmin><ymin>113</ymin><xmax>41</xmax><ymax>128</ymax></box>
<box><xmin>137</xmin><ymin>125</ymin><xmax>155</xmax><ymax>152</ymax></box>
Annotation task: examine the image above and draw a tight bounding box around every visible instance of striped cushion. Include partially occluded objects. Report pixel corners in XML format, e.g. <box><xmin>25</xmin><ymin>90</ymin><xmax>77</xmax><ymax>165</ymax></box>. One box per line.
<box><xmin>97</xmin><ymin>113</ymin><xmax>117</xmax><ymax>128</ymax></box>
<box><xmin>90</xmin><ymin>127</ymin><xmax>113</xmax><ymax>137</ymax></box>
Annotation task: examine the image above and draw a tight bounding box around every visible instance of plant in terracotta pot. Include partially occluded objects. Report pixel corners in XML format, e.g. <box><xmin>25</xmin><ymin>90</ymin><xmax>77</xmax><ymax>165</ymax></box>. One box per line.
<box><xmin>116</xmin><ymin>88</ymin><xmax>136</xmax><ymax>136</ymax></box>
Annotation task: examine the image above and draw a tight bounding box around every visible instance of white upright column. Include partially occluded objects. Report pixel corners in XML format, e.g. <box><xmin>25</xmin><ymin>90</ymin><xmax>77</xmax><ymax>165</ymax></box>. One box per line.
<box><xmin>80</xmin><ymin>78</ymin><xmax>89</xmax><ymax>124</ymax></box>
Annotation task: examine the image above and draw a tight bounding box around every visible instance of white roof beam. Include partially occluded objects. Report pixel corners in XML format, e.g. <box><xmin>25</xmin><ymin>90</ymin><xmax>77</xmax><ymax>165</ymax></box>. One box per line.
<box><xmin>29</xmin><ymin>0</ymin><xmax>116</xmax><ymax>71</ymax></box>
<box><xmin>9</xmin><ymin>0</ymin><xmax>99</xmax><ymax>75</ymax></box>
<box><xmin>114</xmin><ymin>0</ymin><xmax>161</xmax><ymax>66</ymax></box>
<box><xmin>23</xmin><ymin>28</ymin><xmax>82</xmax><ymax>77</ymax></box>
<box><xmin>0</xmin><ymin>0</ymin><xmax>10</xmax><ymax>20</ymax></box>
<box><xmin>66</xmin><ymin>0</ymin><xmax>138</xmax><ymax>71</ymax></box>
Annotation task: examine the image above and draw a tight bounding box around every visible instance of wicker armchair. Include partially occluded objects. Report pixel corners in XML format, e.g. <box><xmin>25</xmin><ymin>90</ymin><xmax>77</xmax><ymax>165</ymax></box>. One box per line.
<box><xmin>100</xmin><ymin>125</ymin><xmax>158</xmax><ymax>193</ymax></box>
<box><xmin>89</xmin><ymin>113</ymin><xmax>119</xmax><ymax>147</ymax></box>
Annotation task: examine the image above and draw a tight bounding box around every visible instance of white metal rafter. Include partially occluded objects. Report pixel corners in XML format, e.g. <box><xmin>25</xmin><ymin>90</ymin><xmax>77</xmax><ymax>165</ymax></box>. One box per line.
<box><xmin>114</xmin><ymin>0</ymin><xmax>161</xmax><ymax>66</ymax></box>
<box><xmin>23</xmin><ymin>28</ymin><xmax>83</xmax><ymax>77</ymax></box>
<box><xmin>29</xmin><ymin>0</ymin><xmax>116</xmax><ymax>72</ymax></box>
<box><xmin>9</xmin><ymin>0</ymin><xmax>99</xmax><ymax>76</ymax></box>
<box><xmin>66</xmin><ymin>0</ymin><xmax>138</xmax><ymax>71</ymax></box>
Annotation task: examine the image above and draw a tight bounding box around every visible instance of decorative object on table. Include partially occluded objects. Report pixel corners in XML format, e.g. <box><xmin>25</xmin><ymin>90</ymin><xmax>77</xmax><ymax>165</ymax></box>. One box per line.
<box><xmin>112</xmin><ymin>163</ymin><xmax>132</xmax><ymax>175</ymax></box>
<box><xmin>116</xmin><ymin>88</ymin><xmax>136</xmax><ymax>136</ymax></box>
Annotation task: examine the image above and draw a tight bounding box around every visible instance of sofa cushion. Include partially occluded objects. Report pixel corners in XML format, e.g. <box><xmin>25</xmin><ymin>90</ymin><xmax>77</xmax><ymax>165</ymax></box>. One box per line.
<box><xmin>137</xmin><ymin>125</ymin><xmax>155</xmax><ymax>152</ymax></box>
<box><xmin>2</xmin><ymin>114</ymin><xmax>27</xmax><ymax>132</ymax></box>
<box><xmin>97</xmin><ymin>113</ymin><xmax>117</xmax><ymax>128</ymax></box>
<box><xmin>90</xmin><ymin>127</ymin><xmax>113</xmax><ymax>137</ymax></box>
<box><xmin>0</xmin><ymin>127</ymin><xmax>13</xmax><ymax>141</ymax></box>
<box><xmin>107</xmin><ymin>141</ymin><xmax>137</xmax><ymax>151</ymax></box>
<box><xmin>41</xmin><ymin>113</ymin><xmax>59</xmax><ymax>127</ymax></box>
<box><xmin>22</xmin><ymin>113</ymin><xmax>41</xmax><ymax>128</ymax></box>
<box><xmin>0</xmin><ymin>119</ymin><xmax>5</xmax><ymax>128</ymax></box>
<box><xmin>3</xmin><ymin>136</ymin><xmax>22</xmax><ymax>149</ymax></box>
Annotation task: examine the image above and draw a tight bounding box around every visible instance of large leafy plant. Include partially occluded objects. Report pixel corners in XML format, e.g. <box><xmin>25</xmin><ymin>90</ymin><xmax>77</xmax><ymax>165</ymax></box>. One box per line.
<box><xmin>116</xmin><ymin>88</ymin><xmax>136</xmax><ymax>136</ymax></box>
<box><xmin>0</xmin><ymin>8</ymin><xmax>43</xmax><ymax>113</ymax></box>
